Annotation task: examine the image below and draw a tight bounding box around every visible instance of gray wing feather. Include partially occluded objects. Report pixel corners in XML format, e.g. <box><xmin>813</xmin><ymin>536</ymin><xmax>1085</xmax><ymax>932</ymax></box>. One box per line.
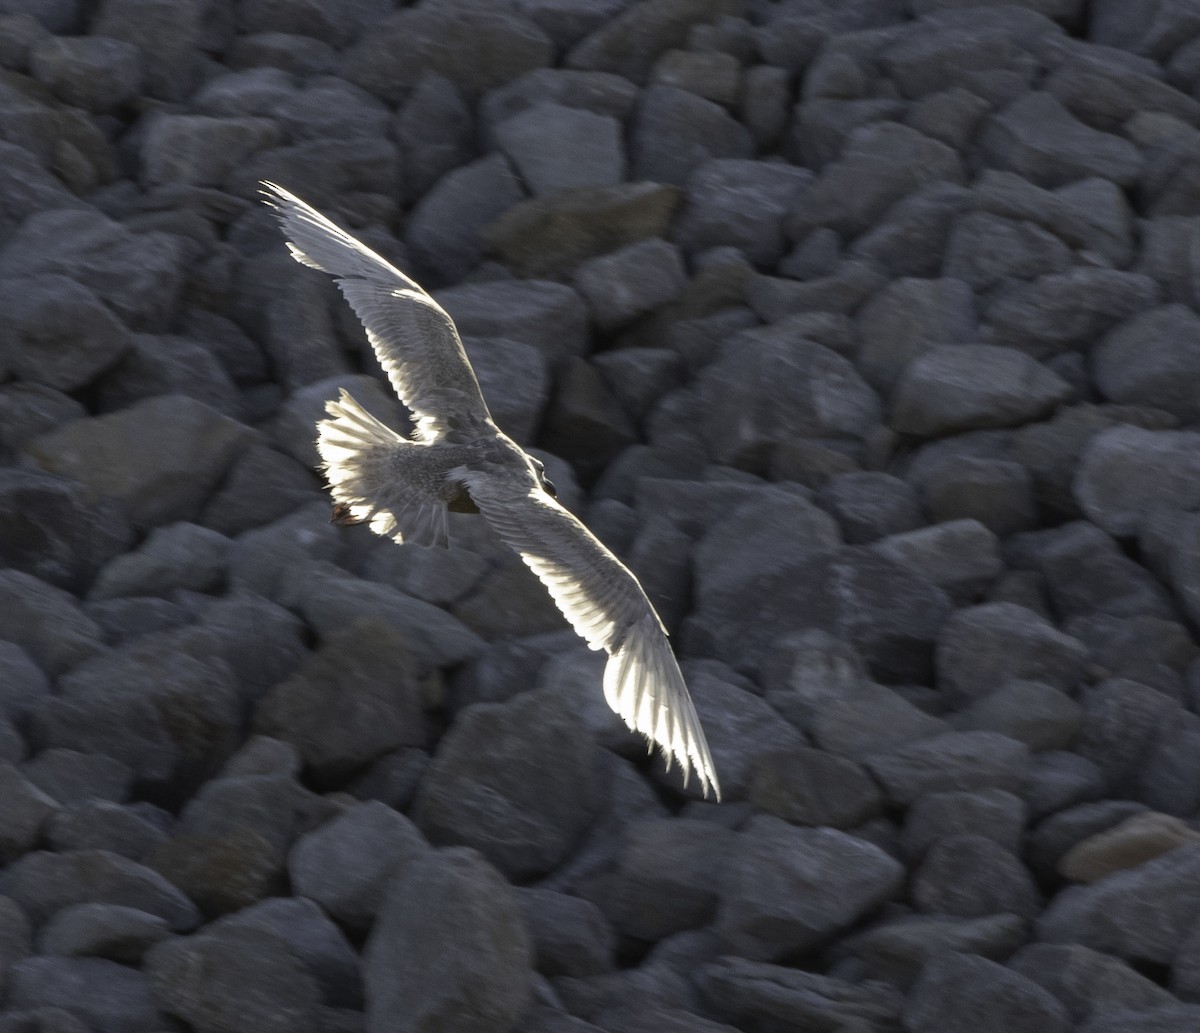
<box><xmin>261</xmin><ymin>181</ymin><xmax>493</xmax><ymax>441</ymax></box>
<box><xmin>464</xmin><ymin>473</ymin><xmax>721</xmax><ymax>800</ymax></box>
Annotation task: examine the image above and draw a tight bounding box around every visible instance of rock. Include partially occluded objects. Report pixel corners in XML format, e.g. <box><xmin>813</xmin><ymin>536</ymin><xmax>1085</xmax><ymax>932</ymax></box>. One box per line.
<box><xmin>363</xmin><ymin>847</ymin><xmax>533</xmax><ymax>1033</ymax></box>
<box><xmin>342</xmin><ymin>6</ymin><xmax>552</xmax><ymax>103</ymax></box>
<box><xmin>495</xmin><ymin>102</ymin><xmax>624</xmax><ymax>196</ymax></box>
<box><xmin>0</xmin><ymin>383</ymin><xmax>87</xmax><ymax>462</ymax></box>
<box><xmin>89</xmin><ymin>522</ymin><xmax>230</xmax><ymax>601</ymax></box>
<box><xmin>413</xmin><ymin>688</ymin><xmax>602</xmax><ymax>880</ymax></box>
<box><xmin>0</xmin><ymin>849</ymin><xmax>199</xmax><ymax>930</ymax></box>
<box><xmin>565</xmin><ymin>0</ymin><xmax>742</xmax><ymax>81</ymax></box>
<box><xmin>851</xmin><ymin>181</ymin><xmax>974</xmax><ymax>277</ymax></box>
<box><xmin>436</xmin><ymin>279</ymin><xmax>589</xmax><ymax>363</ymax></box>
<box><xmin>254</xmin><ymin>619</ymin><xmax>426</xmax><ymax>784</ymax></box>
<box><xmin>985</xmin><ymin>268</ymin><xmax>1158</xmax><ymax>358</ymax></box>
<box><xmin>903</xmin><ymin>951</ymin><xmax>1071</xmax><ymax>1033</ymax></box>
<box><xmin>480</xmin><ymin>67</ymin><xmax>637</xmax><ymax>131</ymax></box>
<box><xmin>902</xmin><ymin>788</ymin><xmax>1026</xmax><ymax>858</ymax></box>
<box><xmin>865</xmin><ymin>731</ymin><xmax>1031</xmax><ymax>806</ymax></box>
<box><xmin>97</xmin><ymin>331</ymin><xmax>243</xmax><ymax>417</ymax></box>
<box><xmin>44</xmin><ymin>800</ymin><xmax>167</xmax><ymax>862</ymax></box>
<box><xmin>288</xmin><ymin>800</ymin><xmax>428</xmax><ymax>933</ymax></box>
<box><xmin>815</xmin><ymin>471</ymin><xmax>923</xmax><ymax>544</ymax></box>
<box><xmin>630</xmin><ymin>85</ymin><xmax>753</xmax><ymax>186</ymax></box>
<box><xmin>20</xmin><ymin>749</ymin><xmax>132</xmax><ymax>807</ymax></box>
<box><xmin>914</xmin><ymin>454</ymin><xmax>1038</xmax><ymax>537</ymax></box>
<box><xmin>463</xmin><ymin>335</ymin><xmax>549</xmax><ymax>444</ymax></box>
<box><xmin>0</xmin><ymin>207</ymin><xmax>184</xmax><ymax>332</ymax></box>
<box><xmin>141</xmin><ymin>113</ymin><xmax>280</xmax><ymax>188</ymax></box>
<box><xmin>1073</xmin><ymin>678</ymin><xmax>1179</xmax><ymax>794</ymax></box>
<box><xmin>1093</xmin><ymin>305</ymin><xmax>1200</xmax><ymax>421</ymax></box>
<box><xmin>1038</xmin><ymin>843</ymin><xmax>1200</xmax><ymax>964</ymax></box>
<box><xmin>516</xmin><ymin>887</ymin><xmax>615</xmax><ymax>977</ymax></box>
<box><xmin>1137</xmin><ymin>215</ymin><xmax>1200</xmax><ymax>309</ymax></box>
<box><xmin>0</xmin><ymin>760</ymin><xmax>59</xmax><ymax>863</ymax></box>
<box><xmin>1059</xmin><ymin>812</ymin><xmax>1200</xmax><ymax>883</ymax></box>
<box><xmin>0</xmin><ymin>569</ymin><xmax>104</xmax><ymax>675</ymax></box>
<box><xmin>23</xmin><ymin>394</ymin><xmax>251</xmax><ymax>532</ymax></box>
<box><xmin>199</xmin><ymin>442</ymin><xmax>318</xmax><ymax>536</ymax></box>
<box><xmin>952</xmin><ymin>679</ymin><xmax>1082</xmax><ymax>752</ymax></box>
<box><xmin>406</xmin><ymin>152</ymin><xmax>525</xmax><ymax>283</ymax></box>
<box><xmin>716</xmin><ymin>817</ymin><xmax>904</xmax><ymax>960</ymax></box>
<box><xmin>574</xmin><ymin>239</ymin><xmax>687</xmax><ymax>331</ymax></box>
<box><xmin>652</xmin><ymin>46</ymin><xmax>740</xmax><ymax>104</ymax></box>
<box><xmin>699</xmin><ymin>956</ymin><xmax>904</xmax><ymax>1032</ymax></box>
<box><xmin>0</xmin><ymin>274</ymin><xmax>131</xmax><ymax>392</ymax></box>
<box><xmin>596</xmin><ymin>818</ymin><xmax>735</xmax><ymax>941</ymax></box>
<box><xmin>213</xmin><ymin>897</ymin><xmax>362</xmax><ymax>1008</ymax></box>
<box><xmin>91</xmin><ymin>0</ymin><xmax>203</xmax><ymax>100</ymax></box>
<box><xmin>0</xmin><ymin>641</ymin><xmax>49</xmax><ymax>724</ymax></box>
<box><xmin>943</xmin><ymin>211</ymin><xmax>1072</xmax><ymax>293</ymax></box>
<box><xmin>1074</xmin><ymin>425</ymin><xmax>1200</xmax><ymax>537</ymax></box>
<box><xmin>891</xmin><ymin>344</ymin><xmax>1072</xmax><ymax>436</ymax></box>
<box><xmin>935</xmin><ymin>602</ymin><xmax>1086</xmax><ymax>703</ymax></box>
<box><xmin>673</xmin><ymin>158</ymin><xmax>812</xmax><ymax>266</ymax></box>
<box><xmin>749</xmin><ymin>746</ymin><xmax>884</xmax><ymax>829</ymax></box>
<box><xmin>869</xmin><ymin>519</ymin><xmax>1001</xmax><ymax>603</ymax></box>
<box><xmin>36</xmin><ymin>902</ymin><xmax>170</xmax><ymax>963</ymax></box>
<box><xmin>481</xmin><ymin>181</ymin><xmax>681</xmax><ymax>279</ymax></box>
<box><xmin>913</xmin><ymin>834</ymin><xmax>1041</xmax><ymax>919</ymax></box>
<box><xmin>694</xmin><ymin>333</ymin><xmax>883</xmax><ymax>470</ymax></box>
<box><xmin>979</xmin><ymin>90</ymin><xmax>1141</xmax><ymax>187</ymax></box>
<box><xmin>396</xmin><ymin>73</ymin><xmax>473</xmax><ymax>199</ymax></box>
<box><xmin>833</xmin><ymin>912</ymin><xmax>1028</xmax><ymax>989</ymax></box>
<box><xmin>1011</xmin><ymin>942</ymin><xmax>1176</xmax><ymax>1023</ymax></box>
<box><xmin>5</xmin><ymin>957</ymin><xmax>167</xmax><ymax>1033</ymax></box>
<box><xmin>1079</xmin><ymin>1004</ymin><xmax>1200</xmax><ymax>1033</ymax></box>
<box><xmin>147</xmin><ymin>926</ymin><xmax>322</xmax><ymax>1033</ymax></box>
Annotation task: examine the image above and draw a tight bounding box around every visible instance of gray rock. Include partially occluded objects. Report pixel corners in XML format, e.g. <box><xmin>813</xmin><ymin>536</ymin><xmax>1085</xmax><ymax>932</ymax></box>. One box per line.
<box><xmin>865</xmin><ymin>731</ymin><xmax>1031</xmax><ymax>806</ymax></box>
<box><xmin>902</xmin><ymin>788</ymin><xmax>1026</xmax><ymax>858</ymax></box>
<box><xmin>436</xmin><ymin>279</ymin><xmax>589</xmax><ymax>363</ymax></box>
<box><xmin>0</xmin><ymin>383</ymin><xmax>86</xmax><ymax>462</ymax></box>
<box><xmin>0</xmin><ymin>274</ymin><xmax>130</xmax><ymax>392</ymax></box>
<box><xmin>342</xmin><ymin>6</ymin><xmax>552</xmax><ymax>103</ymax></box>
<box><xmin>36</xmin><ymin>902</ymin><xmax>170</xmax><ymax>963</ymax></box>
<box><xmin>1137</xmin><ymin>215</ymin><xmax>1200</xmax><ymax>309</ymax></box>
<box><xmin>147</xmin><ymin>926</ymin><xmax>322</xmax><ymax>1033</ymax></box>
<box><xmin>673</xmin><ymin>158</ymin><xmax>811</xmax><ymax>267</ymax></box>
<box><xmin>44</xmin><ymin>800</ymin><xmax>168</xmax><ymax>862</ymax></box>
<box><xmin>235</xmin><ymin>0</ymin><xmax>391</xmax><ymax>46</ymax></box>
<box><xmin>141</xmin><ymin>114</ymin><xmax>281</xmax><ymax>188</ymax></box>
<box><xmin>1073</xmin><ymin>677</ymin><xmax>1179</xmax><ymax>795</ymax></box>
<box><xmin>565</xmin><ymin>0</ymin><xmax>741</xmax><ymax>81</ymax></box>
<box><xmin>694</xmin><ymin>333</ymin><xmax>882</xmax><ymax>469</ymax></box>
<box><xmin>749</xmin><ymin>746</ymin><xmax>884</xmax><ymax>829</ymax></box>
<box><xmin>97</xmin><ymin>332</ymin><xmax>242</xmax><ymax>418</ymax></box>
<box><xmin>796</xmin><ymin>121</ymin><xmax>964</xmax><ymax>237</ymax></box>
<box><xmin>5</xmin><ymin>957</ymin><xmax>167</xmax><ymax>1033</ymax></box>
<box><xmin>1060</xmin><ymin>812</ymin><xmax>1200</xmax><ymax>883</ymax></box>
<box><xmin>89</xmin><ymin>522</ymin><xmax>230</xmax><ymax>601</ymax></box>
<box><xmin>1022</xmin><ymin>750</ymin><xmax>1111</xmax><ymax>822</ymax></box>
<box><xmin>574</xmin><ymin>239</ymin><xmax>686</xmax><ymax>331</ymax></box>
<box><xmin>856</xmin><ymin>276</ymin><xmax>977</xmax><ymax>392</ymax></box>
<box><xmin>495</xmin><ymin>102</ymin><xmax>624</xmax><ymax>196</ymax></box>
<box><xmin>516</xmin><ymin>887</ymin><xmax>615</xmax><ymax>977</ymax></box>
<box><xmin>363</xmin><ymin>847</ymin><xmax>533</xmax><ymax>1033</ymax></box>
<box><xmin>915</xmin><ymin>454</ymin><xmax>1038</xmax><ymax>537</ymax></box>
<box><xmin>227</xmin><ymin>31</ymin><xmax>337</xmax><ymax>73</ymax></box>
<box><xmin>255</xmin><ymin>619</ymin><xmax>425</xmax><ymax>783</ymax></box>
<box><xmin>0</xmin><ymin>849</ymin><xmax>199</xmax><ymax>929</ymax></box>
<box><xmin>288</xmin><ymin>799</ymin><xmax>428</xmax><ymax>933</ymax></box>
<box><xmin>943</xmin><ymin>211</ymin><xmax>1072</xmax><ymax>292</ymax></box>
<box><xmin>913</xmin><ymin>834</ymin><xmax>1041</xmax><ymax>919</ymax></box>
<box><xmin>1075</xmin><ymin>425</ymin><xmax>1200</xmax><ymax>537</ymax></box>
<box><xmin>952</xmin><ymin>679</ymin><xmax>1082</xmax><ymax>752</ymax></box>
<box><xmin>891</xmin><ymin>344</ymin><xmax>1072</xmax><ymax>436</ymax></box>
<box><xmin>0</xmin><ymin>569</ymin><xmax>103</xmax><ymax>675</ymax></box>
<box><xmin>91</xmin><ymin>0</ymin><xmax>203</xmax><ymax>100</ymax></box>
<box><xmin>745</xmin><ymin>260</ymin><xmax>887</xmax><ymax>322</ymax></box>
<box><xmin>1037</xmin><ymin>843</ymin><xmax>1200</xmax><ymax>964</ymax></box>
<box><xmin>407</xmin><ymin>152</ymin><xmax>525</xmax><ymax>283</ymax></box>
<box><xmin>413</xmin><ymin>688</ymin><xmax>602</xmax><ymax>879</ymax></box>
<box><xmin>906</xmin><ymin>86</ymin><xmax>993</xmax><ymax>150</ymax></box>
<box><xmin>23</xmin><ymin>394</ymin><xmax>251</xmax><ymax>532</ymax></box>
<box><xmin>740</xmin><ymin>64</ymin><xmax>791</xmax><ymax>149</ymax></box>
<box><xmin>20</xmin><ymin>749</ymin><xmax>132</xmax><ymax>807</ymax></box>
<box><xmin>716</xmin><ymin>816</ymin><xmax>904</xmax><ymax>960</ymax></box>
<box><xmin>699</xmin><ymin>956</ymin><xmax>903</xmax><ymax>1032</ymax></box>
<box><xmin>850</xmin><ymin>181</ymin><xmax>974</xmax><ymax>277</ymax></box>
<box><xmin>630</xmin><ymin>85</ymin><xmax>753</xmax><ymax>186</ymax></box>
<box><xmin>816</xmin><ymin>471</ymin><xmax>923</xmax><ymax>544</ymax></box>
<box><xmin>979</xmin><ymin>90</ymin><xmax>1141</xmax><ymax>187</ymax></box>
<box><xmin>1029</xmin><ymin>799</ymin><xmax>1150</xmax><ymax>880</ymax></box>
<box><xmin>903</xmin><ymin>951</ymin><xmax>1071</xmax><ymax>1033</ymax></box>
<box><xmin>482</xmin><ymin>181</ymin><xmax>680</xmax><ymax>279</ymax></box>
<box><xmin>199</xmin><ymin>442</ymin><xmax>319</xmax><ymax>536</ymax></box>
<box><xmin>0</xmin><ymin>893</ymin><xmax>32</xmax><ymax>993</ymax></box>
<box><xmin>214</xmin><ymin>896</ymin><xmax>362</xmax><ymax>1008</ymax></box>
<box><xmin>480</xmin><ymin>67</ymin><xmax>638</xmax><ymax>131</ymax></box>
<box><xmin>396</xmin><ymin>73</ymin><xmax>473</xmax><ymax>199</ymax></box>
<box><xmin>0</xmin><ymin>641</ymin><xmax>48</xmax><ymax>724</ymax></box>
<box><xmin>985</xmin><ymin>268</ymin><xmax>1158</xmax><ymax>358</ymax></box>
<box><xmin>791</xmin><ymin>97</ymin><xmax>908</xmax><ymax>169</ymax></box>
<box><xmin>652</xmin><ymin>47</ymin><xmax>740</xmax><ymax>105</ymax></box>
<box><xmin>1080</xmin><ymin>1004</ymin><xmax>1200</xmax><ymax>1033</ymax></box>
<box><xmin>1013</xmin><ymin>942</ymin><xmax>1175</xmax><ymax>1022</ymax></box>
<box><xmin>833</xmin><ymin>912</ymin><xmax>1028</xmax><ymax>989</ymax></box>
<box><xmin>0</xmin><ymin>207</ymin><xmax>184</xmax><ymax>332</ymax></box>
<box><xmin>869</xmin><ymin>519</ymin><xmax>1001</xmax><ymax>603</ymax></box>
<box><xmin>935</xmin><ymin>602</ymin><xmax>1087</xmax><ymax>704</ymax></box>
<box><xmin>0</xmin><ymin>761</ymin><xmax>58</xmax><ymax>863</ymax></box>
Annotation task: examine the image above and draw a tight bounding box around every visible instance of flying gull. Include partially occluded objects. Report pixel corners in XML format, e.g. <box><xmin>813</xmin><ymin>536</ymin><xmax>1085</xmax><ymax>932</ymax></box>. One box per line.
<box><xmin>262</xmin><ymin>182</ymin><xmax>721</xmax><ymax>800</ymax></box>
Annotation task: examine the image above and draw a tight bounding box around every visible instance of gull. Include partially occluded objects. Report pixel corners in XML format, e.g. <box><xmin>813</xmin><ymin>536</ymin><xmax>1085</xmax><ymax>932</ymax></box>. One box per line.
<box><xmin>261</xmin><ymin>182</ymin><xmax>720</xmax><ymax>800</ymax></box>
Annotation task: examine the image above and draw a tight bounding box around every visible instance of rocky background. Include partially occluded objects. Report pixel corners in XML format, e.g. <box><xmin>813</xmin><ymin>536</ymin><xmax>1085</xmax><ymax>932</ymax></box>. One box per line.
<box><xmin>2</xmin><ymin>0</ymin><xmax>1200</xmax><ymax>1030</ymax></box>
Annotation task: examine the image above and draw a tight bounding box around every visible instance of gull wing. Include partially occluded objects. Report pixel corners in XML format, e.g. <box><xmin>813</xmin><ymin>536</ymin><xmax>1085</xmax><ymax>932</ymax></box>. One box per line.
<box><xmin>463</xmin><ymin>471</ymin><xmax>721</xmax><ymax>800</ymax></box>
<box><xmin>261</xmin><ymin>181</ymin><xmax>493</xmax><ymax>442</ymax></box>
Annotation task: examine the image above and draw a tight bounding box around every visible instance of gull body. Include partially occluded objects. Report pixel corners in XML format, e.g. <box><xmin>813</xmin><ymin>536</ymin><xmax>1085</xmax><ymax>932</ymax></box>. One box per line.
<box><xmin>262</xmin><ymin>182</ymin><xmax>720</xmax><ymax>800</ymax></box>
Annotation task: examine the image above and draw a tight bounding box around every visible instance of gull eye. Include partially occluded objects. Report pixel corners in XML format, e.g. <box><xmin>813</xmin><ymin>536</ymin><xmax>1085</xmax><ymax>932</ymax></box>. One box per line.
<box><xmin>543</xmin><ymin>478</ymin><xmax>557</xmax><ymax>498</ymax></box>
